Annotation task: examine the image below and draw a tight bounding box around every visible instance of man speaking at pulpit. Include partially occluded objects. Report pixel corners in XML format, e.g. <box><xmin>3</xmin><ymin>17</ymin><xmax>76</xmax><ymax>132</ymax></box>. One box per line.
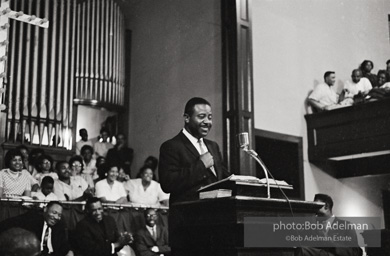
<box><xmin>159</xmin><ymin>97</ymin><xmax>230</xmax><ymax>205</ymax></box>
<box><xmin>159</xmin><ymin>97</ymin><xmax>230</xmax><ymax>255</ymax></box>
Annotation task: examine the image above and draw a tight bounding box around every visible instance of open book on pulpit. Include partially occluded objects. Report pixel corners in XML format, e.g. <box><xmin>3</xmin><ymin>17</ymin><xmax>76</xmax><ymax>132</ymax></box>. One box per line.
<box><xmin>198</xmin><ymin>174</ymin><xmax>293</xmax><ymax>199</ymax></box>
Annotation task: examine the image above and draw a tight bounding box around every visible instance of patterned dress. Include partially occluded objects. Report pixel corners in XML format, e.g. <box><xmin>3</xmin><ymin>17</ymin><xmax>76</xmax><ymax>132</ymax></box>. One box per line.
<box><xmin>0</xmin><ymin>169</ymin><xmax>32</xmax><ymax>197</ymax></box>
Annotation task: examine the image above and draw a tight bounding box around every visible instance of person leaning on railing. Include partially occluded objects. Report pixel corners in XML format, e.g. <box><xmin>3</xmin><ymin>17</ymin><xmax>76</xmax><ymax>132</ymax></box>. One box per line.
<box><xmin>53</xmin><ymin>161</ymin><xmax>94</xmax><ymax>201</ymax></box>
<box><xmin>124</xmin><ymin>165</ymin><xmax>169</xmax><ymax>207</ymax></box>
<box><xmin>308</xmin><ymin>71</ymin><xmax>349</xmax><ymax>112</ymax></box>
<box><xmin>343</xmin><ymin>69</ymin><xmax>372</xmax><ymax>100</ymax></box>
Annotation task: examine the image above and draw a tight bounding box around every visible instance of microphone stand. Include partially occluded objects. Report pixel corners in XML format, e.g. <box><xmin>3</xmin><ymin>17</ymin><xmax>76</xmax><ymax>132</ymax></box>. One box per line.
<box><xmin>241</xmin><ymin>147</ymin><xmax>271</xmax><ymax>199</ymax></box>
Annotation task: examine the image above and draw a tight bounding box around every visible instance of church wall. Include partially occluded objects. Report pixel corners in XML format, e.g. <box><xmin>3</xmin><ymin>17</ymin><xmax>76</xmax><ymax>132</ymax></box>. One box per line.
<box><xmin>252</xmin><ymin>0</ymin><xmax>390</xmax><ymax>225</ymax></box>
<box><xmin>124</xmin><ymin>0</ymin><xmax>223</xmax><ymax>177</ymax></box>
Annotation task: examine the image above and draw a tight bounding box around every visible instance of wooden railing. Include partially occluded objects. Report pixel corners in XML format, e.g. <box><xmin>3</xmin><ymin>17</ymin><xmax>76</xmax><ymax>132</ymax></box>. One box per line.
<box><xmin>305</xmin><ymin>98</ymin><xmax>390</xmax><ymax>177</ymax></box>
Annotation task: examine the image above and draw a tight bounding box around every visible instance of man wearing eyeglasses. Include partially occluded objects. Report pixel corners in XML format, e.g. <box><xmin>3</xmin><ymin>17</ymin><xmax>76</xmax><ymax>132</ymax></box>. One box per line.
<box><xmin>134</xmin><ymin>208</ymin><xmax>171</xmax><ymax>256</ymax></box>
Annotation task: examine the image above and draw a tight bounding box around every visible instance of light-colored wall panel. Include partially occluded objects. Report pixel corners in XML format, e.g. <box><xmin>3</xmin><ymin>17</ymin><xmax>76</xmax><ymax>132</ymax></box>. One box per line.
<box><xmin>252</xmin><ymin>0</ymin><xmax>390</xmax><ymax>223</ymax></box>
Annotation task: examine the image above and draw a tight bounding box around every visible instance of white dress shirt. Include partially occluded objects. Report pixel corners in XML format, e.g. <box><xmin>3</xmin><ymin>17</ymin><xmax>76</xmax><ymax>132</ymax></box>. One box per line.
<box><xmin>53</xmin><ymin>176</ymin><xmax>88</xmax><ymax>201</ymax></box>
<box><xmin>182</xmin><ymin>128</ymin><xmax>206</xmax><ymax>154</ymax></box>
<box><xmin>124</xmin><ymin>178</ymin><xmax>169</xmax><ymax>206</ymax></box>
<box><xmin>41</xmin><ymin>221</ymin><xmax>53</xmax><ymax>253</ymax></box>
<box><xmin>146</xmin><ymin>225</ymin><xmax>157</xmax><ymax>239</ymax></box>
<box><xmin>309</xmin><ymin>83</ymin><xmax>339</xmax><ymax>106</ymax></box>
<box><xmin>95</xmin><ymin>179</ymin><xmax>127</xmax><ymax>201</ymax></box>
<box><xmin>344</xmin><ymin>77</ymin><xmax>372</xmax><ymax>97</ymax></box>
<box><xmin>182</xmin><ymin>129</ymin><xmax>217</xmax><ymax>176</ymax></box>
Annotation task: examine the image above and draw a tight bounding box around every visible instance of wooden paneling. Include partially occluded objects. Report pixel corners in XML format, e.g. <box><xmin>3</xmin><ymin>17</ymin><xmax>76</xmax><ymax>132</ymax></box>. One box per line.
<box><xmin>305</xmin><ymin>99</ymin><xmax>390</xmax><ymax>177</ymax></box>
<box><xmin>305</xmin><ymin>99</ymin><xmax>390</xmax><ymax>161</ymax></box>
<box><xmin>222</xmin><ymin>0</ymin><xmax>255</xmax><ymax>176</ymax></box>
<box><xmin>171</xmin><ymin>196</ymin><xmax>323</xmax><ymax>256</ymax></box>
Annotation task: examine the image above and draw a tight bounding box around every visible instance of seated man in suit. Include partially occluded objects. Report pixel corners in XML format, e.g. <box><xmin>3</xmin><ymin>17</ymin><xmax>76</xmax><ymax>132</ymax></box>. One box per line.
<box><xmin>298</xmin><ymin>194</ymin><xmax>362</xmax><ymax>256</ymax></box>
<box><xmin>0</xmin><ymin>201</ymin><xmax>73</xmax><ymax>256</ymax></box>
<box><xmin>0</xmin><ymin>227</ymin><xmax>40</xmax><ymax>256</ymax></box>
<box><xmin>74</xmin><ymin>197</ymin><xmax>133</xmax><ymax>256</ymax></box>
<box><xmin>134</xmin><ymin>208</ymin><xmax>171</xmax><ymax>256</ymax></box>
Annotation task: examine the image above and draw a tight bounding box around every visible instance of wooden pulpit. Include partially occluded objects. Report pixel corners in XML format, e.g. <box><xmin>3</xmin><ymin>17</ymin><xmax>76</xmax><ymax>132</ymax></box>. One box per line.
<box><xmin>169</xmin><ymin>181</ymin><xmax>323</xmax><ymax>256</ymax></box>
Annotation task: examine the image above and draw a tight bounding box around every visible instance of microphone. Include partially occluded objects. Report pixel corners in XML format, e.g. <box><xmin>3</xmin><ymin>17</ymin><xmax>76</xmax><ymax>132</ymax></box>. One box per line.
<box><xmin>238</xmin><ymin>132</ymin><xmax>249</xmax><ymax>149</ymax></box>
<box><xmin>237</xmin><ymin>132</ymin><xmax>270</xmax><ymax>198</ymax></box>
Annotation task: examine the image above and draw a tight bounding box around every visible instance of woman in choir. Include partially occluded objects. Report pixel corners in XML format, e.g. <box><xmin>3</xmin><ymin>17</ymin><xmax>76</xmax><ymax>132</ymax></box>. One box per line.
<box><xmin>124</xmin><ymin>166</ymin><xmax>169</xmax><ymax>207</ymax></box>
<box><xmin>360</xmin><ymin>60</ymin><xmax>378</xmax><ymax>88</ymax></box>
<box><xmin>15</xmin><ymin>145</ymin><xmax>29</xmax><ymax>170</ymax></box>
<box><xmin>0</xmin><ymin>149</ymin><xmax>33</xmax><ymax>198</ymax></box>
<box><xmin>69</xmin><ymin>155</ymin><xmax>84</xmax><ymax>177</ymax></box>
<box><xmin>80</xmin><ymin>145</ymin><xmax>98</xmax><ymax>188</ymax></box>
<box><xmin>15</xmin><ymin>145</ymin><xmax>39</xmax><ymax>192</ymax></box>
<box><xmin>34</xmin><ymin>154</ymin><xmax>58</xmax><ymax>185</ymax></box>
<box><xmin>95</xmin><ymin>163</ymin><xmax>128</xmax><ymax>203</ymax></box>
<box><xmin>138</xmin><ymin>155</ymin><xmax>159</xmax><ymax>181</ymax></box>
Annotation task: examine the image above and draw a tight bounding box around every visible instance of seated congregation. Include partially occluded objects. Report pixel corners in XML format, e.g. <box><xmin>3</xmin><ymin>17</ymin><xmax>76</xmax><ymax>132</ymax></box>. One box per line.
<box><xmin>0</xmin><ymin>129</ymin><xmax>169</xmax><ymax>207</ymax></box>
<box><xmin>0</xmin><ymin>128</ymin><xmax>171</xmax><ymax>256</ymax></box>
<box><xmin>308</xmin><ymin>59</ymin><xmax>390</xmax><ymax>112</ymax></box>
<box><xmin>0</xmin><ymin>198</ymin><xmax>171</xmax><ymax>256</ymax></box>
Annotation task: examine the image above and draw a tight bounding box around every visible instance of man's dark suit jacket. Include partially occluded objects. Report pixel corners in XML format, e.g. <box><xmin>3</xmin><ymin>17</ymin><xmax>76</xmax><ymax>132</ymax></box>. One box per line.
<box><xmin>134</xmin><ymin>225</ymin><xmax>171</xmax><ymax>256</ymax></box>
<box><xmin>0</xmin><ymin>210</ymin><xmax>70</xmax><ymax>256</ymax></box>
<box><xmin>74</xmin><ymin>214</ymin><xmax>121</xmax><ymax>256</ymax></box>
<box><xmin>158</xmin><ymin>131</ymin><xmax>230</xmax><ymax>204</ymax></box>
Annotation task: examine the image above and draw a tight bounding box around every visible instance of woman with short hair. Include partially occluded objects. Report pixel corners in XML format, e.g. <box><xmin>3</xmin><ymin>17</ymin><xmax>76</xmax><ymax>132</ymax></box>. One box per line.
<box><xmin>34</xmin><ymin>154</ymin><xmax>58</xmax><ymax>185</ymax></box>
<box><xmin>0</xmin><ymin>149</ymin><xmax>33</xmax><ymax>198</ymax></box>
<box><xmin>95</xmin><ymin>163</ymin><xmax>128</xmax><ymax>203</ymax></box>
<box><xmin>124</xmin><ymin>166</ymin><xmax>169</xmax><ymax>207</ymax></box>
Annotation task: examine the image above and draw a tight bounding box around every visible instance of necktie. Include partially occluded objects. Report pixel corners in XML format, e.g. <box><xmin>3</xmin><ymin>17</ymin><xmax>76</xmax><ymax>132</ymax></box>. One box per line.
<box><xmin>42</xmin><ymin>226</ymin><xmax>50</xmax><ymax>255</ymax></box>
<box><xmin>152</xmin><ymin>227</ymin><xmax>157</xmax><ymax>240</ymax></box>
<box><xmin>198</xmin><ymin>139</ymin><xmax>217</xmax><ymax>177</ymax></box>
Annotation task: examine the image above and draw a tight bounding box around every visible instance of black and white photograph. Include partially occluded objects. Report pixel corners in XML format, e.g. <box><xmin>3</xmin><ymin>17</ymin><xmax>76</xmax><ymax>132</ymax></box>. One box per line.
<box><xmin>0</xmin><ymin>0</ymin><xmax>389</xmax><ymax>255</ymax></box>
